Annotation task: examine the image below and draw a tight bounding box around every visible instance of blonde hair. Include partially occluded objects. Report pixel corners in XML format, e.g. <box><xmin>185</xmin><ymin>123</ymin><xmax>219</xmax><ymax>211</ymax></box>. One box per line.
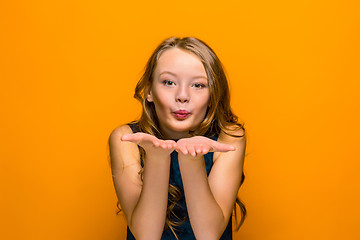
<box><xmin>117</xmin><ymin>36</ymin><xmax>246</xmax><ymax>236</ymax></box>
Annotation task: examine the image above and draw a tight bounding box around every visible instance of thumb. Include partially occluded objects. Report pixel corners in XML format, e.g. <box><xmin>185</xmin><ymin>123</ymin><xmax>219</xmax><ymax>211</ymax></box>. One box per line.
<box><xmin>121</xmin><ymin>134</ymin><xmax>131</xmax><ymax>141</ymax></box>
<box><xmin>212</xmin><ymin>142</ymin><xmax>236</xmax><ymax>152</ymax></box>
<box><xmin>121</xmin><ymin>133</ymin><xmax>142</xmax><ymax>143</ymax></box>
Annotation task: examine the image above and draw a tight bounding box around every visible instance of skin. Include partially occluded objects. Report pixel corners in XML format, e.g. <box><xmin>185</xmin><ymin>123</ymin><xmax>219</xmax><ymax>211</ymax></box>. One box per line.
<box><xmin>147</xmin><ymin>47</ymin><xmax>211</xmax><ymax>140</ymax></box>
<box><xmin>109</xmin><ymin>47</ymin><xmax>246</xmax><ymax>240</ymax></box>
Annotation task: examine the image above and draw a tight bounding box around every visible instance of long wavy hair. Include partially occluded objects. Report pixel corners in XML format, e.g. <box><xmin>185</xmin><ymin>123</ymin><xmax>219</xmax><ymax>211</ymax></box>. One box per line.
<box><xmin>116</xmin><ymin>36</ymin><xmax>246</xmax><ymax>237</ymax></box>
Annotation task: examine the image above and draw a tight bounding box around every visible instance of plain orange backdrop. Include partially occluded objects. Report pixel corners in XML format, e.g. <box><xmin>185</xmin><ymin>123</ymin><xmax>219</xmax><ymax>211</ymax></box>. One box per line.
<box><xmin>1</xmin><ymin>0</ymin><xmax>359</xmax><ymax>239</ymax></box>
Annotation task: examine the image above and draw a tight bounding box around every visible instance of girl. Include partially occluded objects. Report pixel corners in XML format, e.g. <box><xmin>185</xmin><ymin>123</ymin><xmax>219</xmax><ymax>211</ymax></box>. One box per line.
<box><xmin>108</xmin><ymin>36</ymin><xmax>246</xmax><ymax>240</ymax></box>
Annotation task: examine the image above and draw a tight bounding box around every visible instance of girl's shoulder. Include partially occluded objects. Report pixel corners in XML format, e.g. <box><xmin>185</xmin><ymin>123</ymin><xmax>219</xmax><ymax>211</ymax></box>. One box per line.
<box><xmin>109</xmin><ymin>123</ymin><xmax>134</xmax><ymax>139</ymax></box>
<box><xmin>217</xmin><ymin>123</ymin><xmax>246</xmax><ymax>144</ymax></box>
<box><xmin>108</xmin><ymin>123</ymin><xmax>141</xmax><ymax>168</ymax></box>
<box><xmin>213</xmin><ymin>124</ymin><xmax>246</xmax><ymax>164</ymax></box>
<box><xmin>109</xmin><ymin>120</ymin><xmax>140</xmax><ymax>137</ymax></box>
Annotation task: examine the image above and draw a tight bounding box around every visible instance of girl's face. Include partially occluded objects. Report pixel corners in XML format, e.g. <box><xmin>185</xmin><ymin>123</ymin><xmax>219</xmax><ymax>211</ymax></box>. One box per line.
<box><xmin>147</xmin><ymin>47</ymin><xmax>210</xmax><ymax>140</ymax></box>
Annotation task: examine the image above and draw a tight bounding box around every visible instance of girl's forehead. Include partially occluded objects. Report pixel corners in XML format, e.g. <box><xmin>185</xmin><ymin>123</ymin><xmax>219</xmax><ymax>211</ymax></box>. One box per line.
<box><xmin>155</xmin><ymin>48</ymin><xmax>206</xmax><ymax>76</ymax></box>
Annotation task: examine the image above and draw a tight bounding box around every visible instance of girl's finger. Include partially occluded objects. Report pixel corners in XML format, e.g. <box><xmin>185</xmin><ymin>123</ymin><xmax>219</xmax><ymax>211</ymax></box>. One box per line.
<box><xmin>184</xmin><ymin>144</ymin><xmax>196</xmax><ymax>157</ymax></box>
<box><xmin>179</xmin><ymin>145</ymin><xmax>188</xmax><ymax>155</ymax></box>
<box><xmin>202</xmin><ymin>146</ymin><xmax>210</xmax><ymax>155</ymax></box>
<box><xmin>121</xmin><ymin>134</ymin><xmax>131</xmax><ymax>141</ymax></box>
<box><xmin>121</xmin><ymin>134</ymin><xmax>139</xmax><ymax>142</ymax></box>
<box><xmin>158</xmin><ymin>140</ymin><xmax>174</xmax><ymax>149</ymax></box>
<box><xmin>195</xmin><ymin>145</ymin><xmax>203</xmax><ymax>155</ymax></box>
<box><xmin>212</xmin><ymin>142</ymin><xmax>236</xmax><ymax>152</ymax></box>
<box><xmin>153</xmin><ymin>140</ymin><xmax>160</xmax><ymax>147</ymax></box>
<box><xmin>188</xmin><ymin>145</ymin><xmax>196</xmax><ymax>157</ymax></box>
<box><xmin>123</xmin><ymin>132</ymin><xmax>154</xmax><ymax>144</ymax></box>
<box><xmin>166</xmin><ymin>140</ymin><xmax>176</xmax><ymax>148</ymax></box>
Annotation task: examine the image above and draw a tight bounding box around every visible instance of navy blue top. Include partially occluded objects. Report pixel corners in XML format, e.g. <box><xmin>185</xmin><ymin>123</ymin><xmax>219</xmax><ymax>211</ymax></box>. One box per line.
<box><xmin>126</xmin><ymin>122</ymin><xmax>232</xmax><ymax>239</ymax></box>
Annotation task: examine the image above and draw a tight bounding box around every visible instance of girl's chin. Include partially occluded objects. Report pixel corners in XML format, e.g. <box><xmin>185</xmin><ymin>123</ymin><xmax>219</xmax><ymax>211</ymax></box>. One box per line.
<box><xmin>161</xmin><ymin>124</ymin><xmax>192</xmax><ymax>136</ymax></box>
<box><xmin>160</xmin><ymin>119</ymin><xmax>202</xmax><ymax>135</ymax></box>
<box><xmin>169</xmin><ymin>121</ymin><xmax>197</xmax><ymax>131</ymax></box>
<box><xmin>169</xmin><ymin>126</ymin><xmax>191</xmax><ymax>133</ymax></box>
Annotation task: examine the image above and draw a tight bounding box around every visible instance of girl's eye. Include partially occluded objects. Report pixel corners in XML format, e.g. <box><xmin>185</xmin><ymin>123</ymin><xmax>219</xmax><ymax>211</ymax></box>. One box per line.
<box><xmin>163</xmin><ymin>80</ymin><xmax>175</xmax><ymax>86</ymax></box>
<box><xmin>193</xmin><ymin>83</ymin><xmax>206</xmax><ymax>88</ymax></box>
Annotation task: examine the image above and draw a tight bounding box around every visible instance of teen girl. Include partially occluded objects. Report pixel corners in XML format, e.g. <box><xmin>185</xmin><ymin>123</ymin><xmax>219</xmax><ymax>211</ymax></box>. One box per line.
<box><xmin>108</xmin><ymin>36</ymin><xmax>246</xmax><ymax>240</ymax></box>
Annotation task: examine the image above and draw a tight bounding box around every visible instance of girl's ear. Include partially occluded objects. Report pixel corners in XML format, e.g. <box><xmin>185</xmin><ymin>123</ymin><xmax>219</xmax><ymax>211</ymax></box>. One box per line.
<box><xmin>146</xmin><ymin>90</ymin><xmax>153</xmax><ymax>102</ymax></box>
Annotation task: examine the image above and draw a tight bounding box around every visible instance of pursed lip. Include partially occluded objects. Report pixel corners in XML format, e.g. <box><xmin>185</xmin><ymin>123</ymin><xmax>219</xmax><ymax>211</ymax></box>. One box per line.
<box><xmin>172</xmin><ymin>109</ymin><xmax>191</xmax><ymax>120</ymax></box>
<box><xmin>173</xmin><ymin>109</ymin><xmax>190</xmax><ymax>114</ymax></box>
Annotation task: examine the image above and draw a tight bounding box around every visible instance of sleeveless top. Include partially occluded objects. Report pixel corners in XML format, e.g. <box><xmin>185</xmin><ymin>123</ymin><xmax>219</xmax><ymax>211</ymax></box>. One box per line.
<box><xmin>126</xmin><ymin>122</ymin><xmax>232</xmax><ymax>240</ymax></box>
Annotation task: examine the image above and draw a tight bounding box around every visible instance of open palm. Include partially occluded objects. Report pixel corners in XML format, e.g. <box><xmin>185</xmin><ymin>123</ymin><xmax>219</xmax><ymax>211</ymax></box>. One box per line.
<box><xmin>121</xmin><ymin>132</ymin><xmax>176</xmax><ymax>156</ymax></box>
<box><xmin>175</xmin><ymin>136</ymin><xmax>236</xmax><ymax>157</ymax></box>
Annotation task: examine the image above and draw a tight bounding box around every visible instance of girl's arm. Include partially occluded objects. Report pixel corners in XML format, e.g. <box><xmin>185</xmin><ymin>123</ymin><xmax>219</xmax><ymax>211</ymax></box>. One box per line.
<box><xmin>108</xmin><ymin>125</ymin><xmax>175</xmax><ymax>240</ymax></box>
<box><xmin>176</xmin><ymin>127</ymin><xmax>246</xmax><ymax>240</ymax></box>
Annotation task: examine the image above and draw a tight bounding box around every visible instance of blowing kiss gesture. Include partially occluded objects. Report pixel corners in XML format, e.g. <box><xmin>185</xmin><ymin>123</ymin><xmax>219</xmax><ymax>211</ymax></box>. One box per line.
<box><xmin>121</xmin><ymin>133</ymin><xmax>236</xmax><ymax>158</ymax></box>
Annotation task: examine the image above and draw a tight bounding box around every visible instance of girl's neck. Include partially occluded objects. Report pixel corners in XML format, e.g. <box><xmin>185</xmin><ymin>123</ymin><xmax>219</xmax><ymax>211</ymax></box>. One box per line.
<box><xmin>160</xmin><ymin>126</ymin><xmax>192</xmax><ymax>141</ymax></box>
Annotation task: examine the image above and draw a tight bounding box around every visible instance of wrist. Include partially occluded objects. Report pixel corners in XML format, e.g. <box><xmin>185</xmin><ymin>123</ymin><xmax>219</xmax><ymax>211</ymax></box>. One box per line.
<box><xmin>144</xmin><ymin>153</ymin><xmax>172</xmax><ymax>165</ymax></box>
<box><xmin>177</xmin><ymin>154</ymin><xmax>205</xmax><ymax>172</ymax></box>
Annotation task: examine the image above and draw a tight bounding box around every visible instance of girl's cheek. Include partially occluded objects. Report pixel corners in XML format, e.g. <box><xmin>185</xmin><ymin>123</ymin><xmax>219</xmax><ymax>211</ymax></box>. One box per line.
<box><xmin>157</xmin><ymin>95</ymin><xmax>170</xmax><ymax>106</ymax></box>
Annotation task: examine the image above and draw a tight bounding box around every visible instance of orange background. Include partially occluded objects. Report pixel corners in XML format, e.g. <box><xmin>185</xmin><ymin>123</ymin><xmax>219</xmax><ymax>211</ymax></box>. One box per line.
<box><xmin>1</xmin><ymin>0</ymin><xmax>359</xmax><ymax>239</ymax></box>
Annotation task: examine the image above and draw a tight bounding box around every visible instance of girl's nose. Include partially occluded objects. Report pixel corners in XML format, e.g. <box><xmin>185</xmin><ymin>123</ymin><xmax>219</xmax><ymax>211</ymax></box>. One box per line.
<box><xmin>176</xmin><ymin>86</ymin><xmax>190</xmax><ymax>103</ymax></box>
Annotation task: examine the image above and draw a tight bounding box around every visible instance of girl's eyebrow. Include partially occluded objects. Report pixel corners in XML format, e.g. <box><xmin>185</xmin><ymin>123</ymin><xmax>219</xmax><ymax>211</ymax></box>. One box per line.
<box><xmin>159</xmin><ymin>71</ymin><xmax>207</xmax><ymax>80</ymax></box>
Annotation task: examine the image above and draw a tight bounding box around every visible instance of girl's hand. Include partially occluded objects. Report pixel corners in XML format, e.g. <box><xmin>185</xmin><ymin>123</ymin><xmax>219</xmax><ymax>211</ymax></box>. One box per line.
<box><xmin>175</xmin><ymin>136</ymin><xmax>236</xmax><ymax>157</ymax></box>
<box><xmin>121</xmin><ymin>132</ymin><xmax>176</xmax><ymax>156</ymax></box>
